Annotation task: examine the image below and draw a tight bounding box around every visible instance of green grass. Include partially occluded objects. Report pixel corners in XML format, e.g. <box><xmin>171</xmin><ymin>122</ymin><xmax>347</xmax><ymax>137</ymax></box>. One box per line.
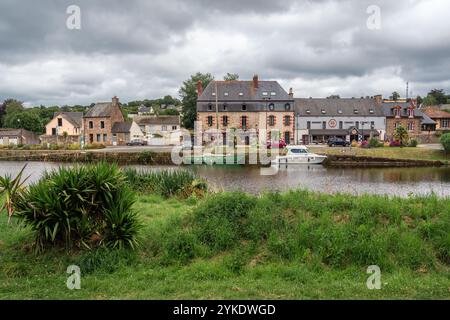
<box><xmin>309</xmin><ymin>146</ymin><xmax>450</xmax><ymax>162</ymax></box>
<box><xmin>1</xmin><ymin>191</ymin><xmax>449</xmax><ymax>300</ymax></box>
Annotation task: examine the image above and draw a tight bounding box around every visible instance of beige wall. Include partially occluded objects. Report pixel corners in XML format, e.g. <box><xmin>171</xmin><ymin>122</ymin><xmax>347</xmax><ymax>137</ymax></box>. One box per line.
<box><xmin>45</xmin><ymin>115</ymin><xmax>80</xmax><ymax>136</ymax></box>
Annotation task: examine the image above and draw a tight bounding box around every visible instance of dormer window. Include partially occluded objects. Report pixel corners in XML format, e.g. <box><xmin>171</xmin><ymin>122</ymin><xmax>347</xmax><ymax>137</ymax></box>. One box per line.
<box><xmin>369</xmin><ymin>109</ymin><xmax>374</xmax><ymax>114</ymax></box>
<box><xmin>338</xmin><ymin>110</ymin><xmax>343</xmax><ymax>114</ymax></box>
<box><xmin>239</xmin><ymin>92</ymin><xmax>243</xmax><ymax>96</ymax></box>
<box><xmin>321</xmin><ymin>109</ymin><xmax>326</xmax><ymax>114</ymax></box>
<box><xmin>306</xmin><ymin>110</ymin><xmax>311</xmax><ymax>114</ymax></box>
<box><xmin>394</xmin><ymin>108</ymin><xmax>401</xmax><ymax>117</ymax></box>
<box><xmin>408</xmin><ymin>108</ymin><xmax>414</xmax><ymax>118</ymax></box>
<box><xmin>270</xmin><ymin>92</ymin><xmax>277</xmax><ymax>96</ymax></box>
<box><xmin>224</xmin><ymin>92</ymin><xmax>229</xmax><ymax>96</ymax></box>
<box><xmin>354</xmin><ymin>109</ymin><xmax>359</xmax><ymax>114</ymax></box>
<box><xmin>212</xmin><ymin>92</ymin><xmax>216</xmax><ymax>96</ymax></box>
<box><xmin>262</xmin><ymin>92</ymin><xmax>268</xmax><ymax>96</ymax></box>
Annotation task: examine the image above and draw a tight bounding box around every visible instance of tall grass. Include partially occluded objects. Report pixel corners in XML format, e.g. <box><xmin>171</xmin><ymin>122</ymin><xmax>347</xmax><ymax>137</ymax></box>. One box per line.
<box><xmin>153</xmin><ymin>190</ymin><xmax>450</xmax><ymax>270</ymax></box>
<box><xmin>123</xmin><ymin>168</ymin><xmax>207</xmax><ymax>198</ymax></box>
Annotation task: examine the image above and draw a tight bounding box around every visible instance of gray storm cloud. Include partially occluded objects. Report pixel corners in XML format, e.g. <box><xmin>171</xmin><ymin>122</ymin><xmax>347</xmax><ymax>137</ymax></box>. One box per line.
<box><xmin>0</xmin><ymin>0</ymin><xmax>449</xmax><ymax>105</ymax></box>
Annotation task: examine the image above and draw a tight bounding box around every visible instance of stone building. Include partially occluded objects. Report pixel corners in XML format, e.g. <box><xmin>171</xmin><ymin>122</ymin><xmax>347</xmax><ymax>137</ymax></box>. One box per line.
<box><xmin>196</xmin><ymin>75</ymin><xmax>295</xmax><ymax>145</ymax></box>
<box><xmin>383</xmin><ymin>101</ymin><xmax>426</xmax><ymax>140</ymax></box>
<box><xmin>0</xmin><ymin>128</ymin><xmax>40</xmax><ymax>145</ymax></box>
<box><xmin>420</xmin><ymin>106</ymin><xmax>450</xmax><ymax>131</ymax></box>
<box><xmin>83</xmin><ymin>96</ymin><xmax>125</xmax><ymax>145</ymax></box>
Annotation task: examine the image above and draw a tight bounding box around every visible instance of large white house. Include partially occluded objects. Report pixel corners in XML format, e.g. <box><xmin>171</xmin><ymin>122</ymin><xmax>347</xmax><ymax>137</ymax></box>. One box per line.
<box><xmin>295</xmin><ymin>96</ymin><xmax>386</xmax><ymax>144</ymax></box>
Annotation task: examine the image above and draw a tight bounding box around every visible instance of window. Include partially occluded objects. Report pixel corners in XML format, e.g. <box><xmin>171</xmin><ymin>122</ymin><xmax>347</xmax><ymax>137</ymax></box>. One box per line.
<box><xmin>339</xmin><ymin>121</ymin><xmax>343</xmax><ymax>129</ymax></box>
<box><xmin>89</xmin><ymin>121</ymin><xmax>93</xmax><ymax>129</ymax></box>
<box><xmin>322</xmin><ymin>121</ymin><xmax>326</xmax><ymax>129</ymax></box>
<box><xmin>241</xmin><ymin>116</ymin><xmax>248</xmax><ymax>129</ymax></box>
<box><xmin>284</xmin><ymin>115</ymin><xmax>291</xmax><ymax>126</ymax></box>
<box><xmin>442</xmin><ymin>119</ymin><xmax>450</xmax><ymax>128</ymax></box>
<box><xmin>239</xmin><ymin>92</ymin><xmax>243</xmax><ymax>96</ymax></box>
<box><xmin>307</xmin><ymin>121</ymin><xmax>311</xmax><ymax>129</ymax></box>
<box><xmin>354</xmin><ymin>109</ymin><xmax>359</xmax><ymax>114</ymax></box>
<box><xmin>306</xmin><ymin>110</ymin><xmax>311</xmax><ymax>114</ymax></box>
<box><xmin>223</xmin><ymin>104</ymin><xmax>227</xmax><ymax>111</ymax></box>
<box><xmin>369</xmin><ymin>109</ymin><xmax>374</xmax><ymax>114</ymax></box>
<box><xmin>212</xmin><ymin>92</ymin><xmax>216</xmax><ymax>96</ymax></box>
<box><xmin>262</xmin><ymin>92</ymin><xmax>268</xmax><ymax>96</ymax></box>
<box><xmin>96</xmin><ymin>134</ymin><xmax>101</xmax><ymax>142</ymax></box>
<box><xmin>408</xmin><ymin>122</ymin><xmax>414</xmax><ymax>131</ymax></box>
<box><xmin>162</xmin><ymin>125</ymin><xmax>167</xmax><ymax>131</ymax></box>
<box><xmin>172</xmin><ymin>126</ymin><xmax>177</xmax><ymax>130</ymax></box>
<box><xmin>284</xmin><ymin>103</ymin><xmax>291</xmax><ymax>111</ymax></box>
<box><xmin>224</xmin><ymin>92</ymin><xmax>229</xmax><ymax>96</ymax></box>
<box><xmin>100</xmin><ymin>121</ymin><xmax>105</xmax><ymax>129</ymax></box>
<box><xmin>291</xmin><ymin>148</ymin><xmax>308</xmax><ymax>154</ymax></box>
<box><xmin>207</xmin><ymin>116</ymin><xmax>213</xmax><ymax>127</ymax></box>
<box><xmin>338</xmin><ymin>110</ymin><xmax>343</xmax><ymax>114</ymax></box>
<box><xmin>371</xmin><ymin>121</ymin><xmax>375</xmax><ymax>129</ymax></box>
<box><xmin>270</xmin><ymin>92</ymin><xmax>277</xmax><ymax>96</ymax></box>
<box><xmin>57</xmin><ymin>118</ymin><xmax>63</xmax><ymax>126</ymax></box>
<box><xmin>222</xmin><ymin>116</ymin><xmax>229</xmax><ymax>126</ymax></box>
<box><xmin>242</xmin><ymin>104</ymin><xmax>247</xmax><ymax>111</ymax></box>
<box><xmin>394</xmin><ymin>108</ymin><xmax>401</xmax><ymax>117</ymax></box>
<box><xmin>268</xmin><ymin>115</ymin><xmax>275</xmax><ymax>126</ymax></box>
<box><xmin>355</xmin><ymin>121</ymin><xmax>359</xmax><ymax>129</ymax></box>
<box><xmin>103</xmin><ymin>134</ymin><xmax>107</xmax><ymax>142</ymax></box>
<box><xmin>208</xmin><ymin>104</ymin><xmax>212</xmax><ymax>111</ymax></box>
<box><xmin>268</xmin><ymin>103</ymin><xmax>275</xmax><ymax>111</ymax></box>
<box><xmin>52</xmin><ymin>128</ymin><xmax>56</xmax><ymax>135</ymax></box>
<box><xmin>408</xmin><ymin>109</ymin><xmax>414</xmax><ymax>118</ymax></box>
<box><xmin>394</xmin><ymin>122</ymin><xmax>401</xmax><ymax>129</ymax></box>
<box><xmin>321</xmin><ymin>109</ymin><xmax>326</xmax><ymax>114</ymax></box>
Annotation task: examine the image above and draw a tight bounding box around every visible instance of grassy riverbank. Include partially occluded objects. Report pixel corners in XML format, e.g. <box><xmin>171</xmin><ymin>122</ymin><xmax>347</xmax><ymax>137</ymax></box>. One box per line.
<box><xmin>1</xmin><ymin>190</ymin><xmax>449</xmax><ymax>299</ymax></box>
<box><xmin>310</xmin><ymin>146</ymin><xmax>450</xmax><ymax>163</ymax></box>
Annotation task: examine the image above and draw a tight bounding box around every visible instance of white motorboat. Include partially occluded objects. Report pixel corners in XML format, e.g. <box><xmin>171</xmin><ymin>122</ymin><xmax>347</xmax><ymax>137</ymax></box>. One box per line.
<box><xmin>271</xmin><ymin>145</ymin><xmax>327</xmax><ymax>165</ymax></box>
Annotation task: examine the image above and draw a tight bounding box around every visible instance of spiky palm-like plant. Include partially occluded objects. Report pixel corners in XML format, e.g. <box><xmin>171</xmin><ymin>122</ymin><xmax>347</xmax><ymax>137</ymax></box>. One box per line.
<box><xmin>0</xmin><ymin>164</ymin><xmax>29</xmax><ymax>224</ymax></box>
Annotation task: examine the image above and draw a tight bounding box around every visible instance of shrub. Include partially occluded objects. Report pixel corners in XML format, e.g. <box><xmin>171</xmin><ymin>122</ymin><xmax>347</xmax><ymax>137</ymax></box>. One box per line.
<box><xmin>14</xmin><ymin>163</ymin><xmax>141</xmax><ymax>251</ymax></box>
<box><xmin>85</xmin><ymin>143</ymin><xmax>105</xmax><ymax>150</ymax></box>
<box><xmin>138</xmin><ymin>150</ymin><xmax>155</xmax><ymax>164</ymax></box>
<box><xmin>408</xmin><ymin>139</ymin><xmax>418</xmax><ymax>147</ymax></box>
<box><xmin>193</xmin><ymin>192</ymin><xmax>257</xmax><ymax>251</ymax></box>
<box><xmin>123</xmin><ymin>168</ymin><xmax>206</xmax><ymax>197</ymax></box>
<box><xmin>441</xmin><ymin>133</ymin><xmax>450</xmax><ymax>153</ymax></box>
<box><xmin>368</xmin><ymin>138</ymin><xmax>383</xmax><ymax>148</ymax></box>
<box><xmin>389</xmin><ymin>140</ymin><xmax>402</xmax><ymax>147</ymax></box>
<box><xmin>360</xmin><ymin>140</ymin><xmax>369</xmax><ymax>148</ymax></box>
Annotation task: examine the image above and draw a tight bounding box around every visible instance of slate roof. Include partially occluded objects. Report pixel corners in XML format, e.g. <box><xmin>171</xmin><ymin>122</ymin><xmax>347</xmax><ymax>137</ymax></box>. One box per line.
<box><xmin>134</xmin><ymin>116</ymin><xmax>180</xmax><ymax>125</ymax></box>
<box><xmin>85</xmin><ymin>102</ymin><xmax>116</xmax><ymax>117</ymax></box>
<box><xmin>111</xmin><ymin>122</ymin><xmax>132</xmax><ymax>133</ymax></box>
<box><xmin>0</xmin><ymin>128</ymin><xmax>23</xmax><ymax>136</ymax></box>
<box><xmin>383</xmin><ymin>102</ymin><xmax>436</xmax><ymax>124</ymax></box>
<box><xmin>138</xmin><ymin>105</ymin><xmax>152</xmax><ymax>113</ymax></box>
<box><xmin>294</xmin><ymin>98</ymin><xmax>384</xmax><ymax>117</ymax></box>
<box><xmin>53</xmin><ymin>112</ymin><xmax>83</xmax><ymax>127</ymax></box>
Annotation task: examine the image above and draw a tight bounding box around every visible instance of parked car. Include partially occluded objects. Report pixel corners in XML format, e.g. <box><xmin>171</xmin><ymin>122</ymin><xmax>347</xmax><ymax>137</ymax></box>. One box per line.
<box><xmin>327</xmin><ymin>137</ymin><xmax>350</xmax><ymax>147</ymax></box>
<box><xmin>126</xmin><ymin>139</ymin><xmax>147</xmax><ymax>146</ymax></box>
<box><xmin>267</xmin><ymin>140</ymin><xmax>287</xmax><ymax>149</ymax></box>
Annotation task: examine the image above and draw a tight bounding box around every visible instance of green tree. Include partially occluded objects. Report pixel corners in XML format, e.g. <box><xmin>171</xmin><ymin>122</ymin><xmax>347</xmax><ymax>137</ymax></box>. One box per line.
<box><xmin>427</xmin><ymin>89</ymin><xmax>447</xmax><ymax>105</ymax></box>
<box><xmin>4</xmin><ymin>111</ymin><xmax>44</xmax><ymax>133</ymax></box>
<box><xmin>441</xmin><ymin>133</ymin><xmax>450</xmax><ymax>153</ymax></box>
<box><xmin>179</xmin><ymin>72</ymin><xmax>214</xmax><ymax>129</ymax></box>
<box><xmin>423</xmin><ymin>95</ymin><xmax>438</xmax><ymax>106</ymax></box>
<box><xmin>224</xmin><ymin>73</ymin><xmax>239</xmax><ymax>81</ymax></box>
<box><xmin>393</xmin><ymin>125</ymin><xmax>409</xmax><ymax>147</ymax></box>
<box><xmin>390</xmin><ymin>92</ymin><xmax>400</xmax><ymax>101</ymax></box>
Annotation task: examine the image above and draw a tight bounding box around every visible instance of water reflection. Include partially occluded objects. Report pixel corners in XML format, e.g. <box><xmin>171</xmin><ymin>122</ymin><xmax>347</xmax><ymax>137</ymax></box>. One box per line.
<box><xmin>1</xmin><ymin>161</ymin><xmax>450</xmax><ymax>197</ymax></box>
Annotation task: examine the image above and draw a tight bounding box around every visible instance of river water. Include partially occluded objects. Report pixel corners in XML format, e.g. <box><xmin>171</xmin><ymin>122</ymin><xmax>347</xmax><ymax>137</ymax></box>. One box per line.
<box><xmin>1</xmin><ymin>161</ymin><xmax>450</xmax><ymax>197</ymax></box>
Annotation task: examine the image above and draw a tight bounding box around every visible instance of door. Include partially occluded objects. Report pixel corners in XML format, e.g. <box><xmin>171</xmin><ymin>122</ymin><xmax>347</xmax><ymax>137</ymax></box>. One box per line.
<box><xmin>284</xmin><ymin>132</ymin><xmax>291</xmax><ymax>145</ymax></box>
<box><xmin>302</xmin><ymin>135</ymin><xmax>309</xmax><ymax>145</ymax></box>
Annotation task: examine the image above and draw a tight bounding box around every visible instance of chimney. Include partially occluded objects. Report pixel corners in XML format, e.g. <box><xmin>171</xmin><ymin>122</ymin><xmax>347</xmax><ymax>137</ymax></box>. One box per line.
<box><xmin>289</xmin><ymin>88</ymin><xmax>294</xmax><ymax>98</ymax></box>
<box><xmin>197</xmin><ymin>80</ymin><xmax>203</xmax><ymax>97</ymax></box>
<box><xmin>374</xmin><ymin>94</ymin><xmax>382</xmax><ymax>105</ymax></box>
<box><xmin>112</xmin><ymin>96</ymin><xmax>119</xmax><ymax>106</ymax></box>
<box><xmin>253</xmin><ymin>74</ymin><xmax>259</xmax><ymax>89</ymax></box>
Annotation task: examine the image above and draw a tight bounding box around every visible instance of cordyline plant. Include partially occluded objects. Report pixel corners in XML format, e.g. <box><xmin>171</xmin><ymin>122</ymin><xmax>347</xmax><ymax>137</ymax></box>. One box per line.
<box><xmin>0</xmin><ymin>164</ymin><xmax>29</xmax><ymax>224</ymax></box>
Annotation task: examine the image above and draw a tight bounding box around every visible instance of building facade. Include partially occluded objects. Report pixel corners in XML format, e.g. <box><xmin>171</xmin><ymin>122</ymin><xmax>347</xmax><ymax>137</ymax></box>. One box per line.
<box><xmin>83</xmin><ymin>96</ymin><xmax>125</xmax><ymax>145</ymax></box>
<box><xmin>0</xmin><ymin>128</ymin><xmax>40</xmax><ymax>145</ymax></box>
<box><xmin>134</xmin><ymin>115</ymin><xmax>182</xmax><ymax>145</ymax></box>
<box><xmin>383</xmin><ymin>101</ymin><xmax>423</xmax><ymax>140</ymax></box>
<box><xmin>420</xmin><ymin>106</ymin><xmax>450</xmax><ymax>131</ymax></box>
<box><xmin>196</xmin><ymin>75</ymin><xmax>295</xmax><ymax>145</ymax></box>
<box><xmin>41</xmin><ymin>112</ymin><xmax>83</xmax><ymax>144</ymax></box>
<box><xmin>295</xmin><ymin>96</ymin><xmax>386</xmax><ymax>144</ymax></box>
<box><xmin>111</xmin><ymin>121</ymin><xmax>144</xmax><ymax>145</ymax></box>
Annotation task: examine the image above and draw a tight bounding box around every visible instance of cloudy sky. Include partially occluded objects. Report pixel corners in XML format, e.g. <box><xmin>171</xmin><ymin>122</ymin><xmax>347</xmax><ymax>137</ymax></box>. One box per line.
<box><xmin>1</xmin><ymin>0</ymin><xmax>449</xmax><ymax>106</ymax></box>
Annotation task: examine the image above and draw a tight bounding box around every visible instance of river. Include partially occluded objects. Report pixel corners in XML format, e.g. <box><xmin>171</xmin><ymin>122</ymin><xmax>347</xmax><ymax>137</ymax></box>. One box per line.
<box><xmin>1</xmin><ymin>161</ymin><xmax>450</xmax><ymax>197</ymax></box>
